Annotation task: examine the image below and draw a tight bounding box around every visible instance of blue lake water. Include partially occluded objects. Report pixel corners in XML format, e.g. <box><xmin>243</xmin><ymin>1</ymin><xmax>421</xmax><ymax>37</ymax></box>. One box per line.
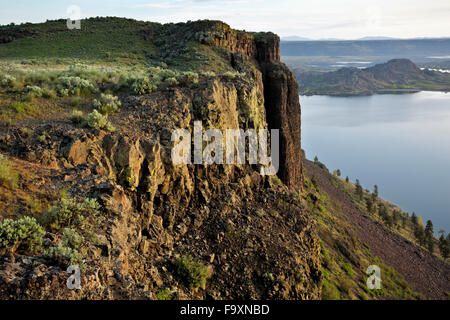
<box><xmin>301</xmin><ymin>91</ymin><xmax>450</xmax><ymax>233</ymax></box>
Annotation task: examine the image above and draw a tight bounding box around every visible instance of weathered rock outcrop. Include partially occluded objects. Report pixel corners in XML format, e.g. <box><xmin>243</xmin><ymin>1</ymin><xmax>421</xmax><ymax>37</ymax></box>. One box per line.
<box><xmin>260</xmin><ymin>63</ymin><xmax>302</xmax><ymax>190</ymax></box>
<box><xmin>0</xmin><ymin>76</ymin><xmax>319</xmax><ymax>299</ymax></box>
<box><xmin>191</xmin><ymin>21</ymin><xmax>302</xmax><ymax>190</ymax></box>
<box><xmin>0</xmin><ymin>21</ymin><xmax>317</xmax><ymax>300</ymax></box>
<box><xmin>255</xmin><ymin>35</ymin><xmax>303</xmax><ymax>191</ymax></box>
<box><xmin>191</xmin><ymin>21</ymin><xmax>280</xmax><ymax>64</ymax></box>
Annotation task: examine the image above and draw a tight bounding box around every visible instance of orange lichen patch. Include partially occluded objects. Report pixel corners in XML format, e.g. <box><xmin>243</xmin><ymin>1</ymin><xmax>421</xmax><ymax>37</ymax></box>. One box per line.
<box><xmin>0</xmin><ymin>156</ymin><xmax>62</xmax><ymax>219</ymax></box>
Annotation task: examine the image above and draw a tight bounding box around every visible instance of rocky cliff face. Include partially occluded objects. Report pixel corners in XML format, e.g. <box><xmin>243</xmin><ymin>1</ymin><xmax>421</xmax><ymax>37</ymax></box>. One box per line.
<box><xmin>192</xmin><ymin>21</ymin><xmax>302</xmax><ymax>190</ymax></box>
<box><xmin>0</xmin><ymin>21</ymin><xmax>317</xmax><ymax>300</ymax></box>
<box><xmin>192</xmin><ymin>21</ymin><xmax>280</xmax><ymax>64</ymax></box>
<box><xmin>261</xmin><ymin>63</ymin><xmax>302</xmax><ymax>190</ymax></box>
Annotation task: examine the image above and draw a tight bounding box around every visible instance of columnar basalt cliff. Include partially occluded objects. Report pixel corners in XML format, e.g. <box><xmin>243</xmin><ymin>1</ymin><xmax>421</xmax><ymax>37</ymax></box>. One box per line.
<box><xmin>192</xmin><ymin>22</ymin><xmax>280</xmax><ymax>64</ymax></box>
<box><xmin>0</xmin><ymin>19</ymin><xmax>316</xmax><ymax>300</ymax></box>
<box><xmin>192</xmin><ymin>21</ymin><xmax>302</xmax><ymax>190</ymax></box>
<box><xmin>260</xmin><ymin>62</ymin><xmax>302</xmax><ymax>191</ymax></box>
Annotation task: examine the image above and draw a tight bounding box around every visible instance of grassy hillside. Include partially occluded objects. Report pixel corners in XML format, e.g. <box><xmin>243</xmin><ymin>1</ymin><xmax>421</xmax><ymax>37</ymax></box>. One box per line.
<box><xmin>302</xmin><ymin>172</ymin><xmax>423</xmax><ymax>299</ymax></box>
<box><xmin>0</xmin><ymin>18</ymin><xmax>157</xmax><ymax>63</ymax></box>
<box><xmin>305</xmin><ymin>159</ymin><xmax>450</xmax><ymax>299</ymax></box>
<box><xmin>0</xmin><ymin>18</ymin><xmax>247</xmax><ymax>127</ymax></box>
<box><xmin>0</xmin><ymin>17</ymin><xmax>235</xmax><ymax>72</ymax></box>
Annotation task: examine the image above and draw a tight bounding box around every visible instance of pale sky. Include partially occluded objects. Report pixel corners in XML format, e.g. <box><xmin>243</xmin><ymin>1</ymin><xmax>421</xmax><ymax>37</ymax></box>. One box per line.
<box><xmin>1</xmin><ymin>0</ymin><xmax>450</xmax><ymax>39</ymax></box>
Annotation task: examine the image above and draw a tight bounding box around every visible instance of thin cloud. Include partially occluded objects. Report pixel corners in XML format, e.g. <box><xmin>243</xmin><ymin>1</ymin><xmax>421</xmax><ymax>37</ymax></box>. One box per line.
<box><xmin>135</xmin><ymin>0</ymin><xmax>250</xmax><ymax>10</ymax></box>
<box><xmin>135</xmin><ymin>2</ymin><xmax>184</xmax><ymax>9</ymax></box>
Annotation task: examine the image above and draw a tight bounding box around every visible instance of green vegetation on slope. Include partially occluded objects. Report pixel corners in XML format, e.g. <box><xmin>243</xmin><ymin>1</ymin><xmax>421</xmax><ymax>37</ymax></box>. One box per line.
<box><xmin>0</xmin><ymin>17</ymin><xmax>244</xmax><ymax>73</ymax></box>
<box><xmin>330</xmin><ymin>170</ymin><xmax>450</xmax><ymax>262</ymax></box>
<box><xmin>303</xmin><ymin>169</ymin><xmax>424</xmax><ymax>300</ymax></box>
<box><xmin>0</xmin><ymin>18</ymin><xmax>251</xmax><ymax>127</ymax></box>
<box><xmin>0</xmin><ymin>18</ymin><xmax>158</xmax><ymax>63</ymax></box>
<box><xmin>0</xmin><ymin>61</ymin><xmax>244</xmax><ymax>127</ymax></box>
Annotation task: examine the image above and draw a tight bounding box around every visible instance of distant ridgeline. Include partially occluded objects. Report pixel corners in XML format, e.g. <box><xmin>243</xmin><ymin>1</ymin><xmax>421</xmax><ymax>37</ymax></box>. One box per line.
<box><xmin>281</xmin><ymin>38</ymin><xmax>450</xmax><ymax>58</ymax></box>
<box><xmin>296</xmin><ymin>59</ymin><xmax>450</xmax><ymax>96</ymax></box>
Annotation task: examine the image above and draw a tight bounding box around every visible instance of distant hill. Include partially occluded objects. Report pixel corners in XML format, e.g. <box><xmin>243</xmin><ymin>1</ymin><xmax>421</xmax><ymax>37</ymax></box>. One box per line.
<box><xmin>281</xmin><ymin>38</ymin><xmax>450</xmax><ymax>59</ymax></box>
<box><xmin>281</xmin><ymin>36</ymin><xmax>311</xmax><ymax>41</ymax></box>
<box><xmin>297</xmin><ymin>59</ymin><xmax>450</xmax><ymax>95</ymax></box>
<box><xmin>357</xmin><ymin>36</ymin><xmax>397</xmax><ymax>41</ymax></box>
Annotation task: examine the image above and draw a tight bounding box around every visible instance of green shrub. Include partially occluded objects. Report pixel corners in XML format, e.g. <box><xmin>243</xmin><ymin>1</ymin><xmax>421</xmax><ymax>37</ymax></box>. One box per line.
<box><xmin>0</xmin><ymin>154</ymin><xmax>19</xmax><ymax>189</ymax></box>
<box><xmin>68</xmin><ymin>109</ymin><xmax>85</xmax><ymax>125</ymax></box>
<box><xmin>40</xmin><ymin>198</ymin><xmax>100</xmax><ymax>229</ymax></box>
<box><xmin>155</xmin><ymin>68</ymin><xmax>176</xmax><ymax>80</ymax></box>
<box><xmin>129</xmin><ymin>76</ymin><xmax>157</xmax><ymax>95</ymax></box>
<box><xmin>68</xmin><ymin>63</ymin><xmax>89</xmax><ymax>75</ymax></box>
<box><xmin>92</xmin><ymin>93</ymin><xmax>121</xmax><ymax>114</ymax></box>
<box><xmin>57</xmin><ymin>76</ymin><xmax>96</xmax><ymax>96</ymax></box>
<box><xmin>25</xmin><ymin>85</ymin><xmax>43</xmax><ymax>98</ymax></box>
<box><xmin>175</xmin><ymin>255</ymin><xmax>209</xmax><ymax>290</ymax></box>
<box><xmin>177</xmin><ymin>72</ymin><xmax>199</xmax><ymax>87</ymax></box>
<box><xmin>1</xmin><ymin>74</ymin><xmax>23</xmax><ymax>91</ymax></box>
<box><xmin>311</xmin><ymin>176</ymin><xmax>318</xmax><ymax>189</ymax></box>
<box><xmin>1</xmin><ymin>74</ymin><xmax>17</xmax><ymax>87</ymax></box>
<box><xmin>201</xmin><ymin>71</ymin><xmax>216</xmax><ymax>77</ymax></box>
<box><xmin>87</xmin><ymin>110</ymin><xmax>115</xmax><ymax>132</ymax></box>
<box><xmin>44</xmin><ymin>244</ymin><xmax>84</xmax><ymax>268</ymax></box>
<box><xmin>24</xmin><ymin>93</ymin><xmax>34</xmax><ymax>102</ymax></box>
<box><xmin>224</xmin><ymin>71</ymin><xmax>245</xmax><ymax>79</ymax></box>
<box><xmin>164</xmin><ymin>77</ymin><xmax>179</xmax><ymax>86</ymax></box>
<box><xmin>40</xmin><ymin>198</ymin><xmax>98</xmax><ymax>270</ymax></box>
<box><xmin>125</xmin><ymin>68</ymin><xmax>199</xmax><ymax>93</ymax></box>
<box><xmin>42</xmin><ymin>87</ymin><xmax>57</xmax><ymax>99</ymax></box>
<box><xmin>156</xmin><ymin>288</ymin><xmax>172</xmax><ymax>300</ymax></box>
<box><xmin>62</xmin><ymin>228</ymin><xmax>84</xmax><ymax>249</ymax></box>
<box><xmin>0</xmin><ymin>216</ymin><xmax>44</xmax><ymax>260</ymax></box>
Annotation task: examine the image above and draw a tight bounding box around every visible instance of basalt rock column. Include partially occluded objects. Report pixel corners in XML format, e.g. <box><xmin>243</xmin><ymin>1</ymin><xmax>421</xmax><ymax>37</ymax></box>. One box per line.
<box><xmin>255</xmin><ymin>34</ymin><xmax>303</xmax><ymax>191</ymax></box>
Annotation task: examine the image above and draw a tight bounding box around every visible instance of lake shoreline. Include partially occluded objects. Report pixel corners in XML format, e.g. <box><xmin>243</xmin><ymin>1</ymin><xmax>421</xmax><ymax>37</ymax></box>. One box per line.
<box><xmin>300</xmin><ymin>88</ymin><xmax>450</xmax><ymax>97</ymax></box>
<box><xmin>301</xmin><ymin>91</ymin><xmax>450</xmax><ymax>233</ymax></box>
